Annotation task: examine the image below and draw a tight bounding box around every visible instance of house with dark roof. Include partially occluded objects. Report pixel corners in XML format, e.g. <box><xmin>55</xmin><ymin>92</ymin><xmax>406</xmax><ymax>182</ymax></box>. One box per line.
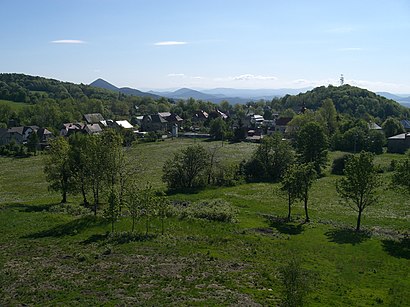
<box><xmin>84</xmin><ymin>113</ymin><xmax>105</xmax><ymax>124</ymax></box>
<box><xmin>387</xmin><ymin>133</ymin><xmax>410</xmax><ymax>153</ymax></box>
<box><xmin>60</xmin><ymin>123</ymin><xmax>85</xmax><ymax>137</ymax></box>
<box><xmin>141</xmin><ymin>114</ymin><xmax>168</xmax><ymax>132</ymax></box>
<box><xmin>274</xmin><ymin>117</ymin><xmax>293</xmax><ymax>133</ymax></box>
<box><xmin>84</xmin><ymin>124</ymin><xmax>103</xmax><ymax>135</ymax></box>
<box><xmin>192</xmin><ymin>110</ymin><xmax>209</xmax><ymax>123</ymax></box>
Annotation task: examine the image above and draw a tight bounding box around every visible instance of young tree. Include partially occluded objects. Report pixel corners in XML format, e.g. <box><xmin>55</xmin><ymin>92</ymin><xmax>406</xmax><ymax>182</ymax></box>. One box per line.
<box><xmin>105</xmin><ymin>188</ymin><xmax>119</xmax><ymax>233</ymax></box>
<box><xmin>26</xmin><ymin>131</ymin><xmax>39</xmax><ymax>155</ymax></box>
<box><xmin>296</xmin><ymin>122</ymin><xmax>328</xmax><ymax>174</ymax></box>
<box><xmin>44</xmin><ymin>137</ymin><xmax>71</xmax><ymax>203</ymax></box>
<box><xmin>157</xmin><ymin>193</ymin><xmax>171</xmax><ymax>235</ymax></box>
<box><xmin>336</xmin><ymin>151</ymin><xmax>381</xmax><ymax>231</ymax></box>
<box><xmin>68</xmin><ymin>133</ymin><xmax>90</xmax><ymax>206</ymax></box>
<box><xmin>162</xmin><ymin>144</ymin><xmax>209</xmax><ymax>190</ymax></box>
<box><xmin>296</xmin><ymin>163</ymin><xmax>316</xmax><ymax>223</ymax></box>
<box><xmin>209</xmin><ymin>117</ymin><xmax>228</xmax><ymax>140</ymax></box>
<box><xmin>280</xmin><ymin>164</ymin><xmax>300</xmax><ymax>221</ymax></box>
<box><xmin>391</xmin><ymin>157</ymin><xmax>410</xmax><ymax>195</ymax></box>
<box><xmin>382</xmin><ymin>118</ymin><xmax>404</xmax><ymax>138</ymax></box>
<box><xmin>280</xmin><ymin>257</ymin><xmax>310</xmax><ymax>307</ymax></box>
<box><xmin>124</xmin><ymin>181</ymin><xmax>143</xmax><ymax>233</ymax></box>
<box><xmin>319</xmin><ymin>98</ymin><xmax>338</xmax><ymax>135</ymax></box>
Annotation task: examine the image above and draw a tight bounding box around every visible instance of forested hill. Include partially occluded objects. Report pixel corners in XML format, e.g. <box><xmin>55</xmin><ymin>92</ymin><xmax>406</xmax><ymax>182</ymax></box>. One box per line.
<box><xmin>279</xmin><ymin>84</ymin><xmax>409</xmax><ymax>120</ymax></box>
<box><xmin>0</xmin><ymin>73</ymin><xmax>124</xmax><ymax>103</ymax></box>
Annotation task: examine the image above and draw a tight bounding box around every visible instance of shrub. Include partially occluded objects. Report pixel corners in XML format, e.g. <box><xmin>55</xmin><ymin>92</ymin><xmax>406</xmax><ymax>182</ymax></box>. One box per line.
<box><xmin>173</xmin><ymin>199</ymin><xmax>237</xmax><ymax>223</ymax></box>
<box><xmin>49</xmin><ymin>203</ymin><xmax>93</xmax><ymax>216</ymax></box>
<box><xmin>331</xmin><ymin>154</ymin><xmax>352</xmax><ymax>175</ymax></box>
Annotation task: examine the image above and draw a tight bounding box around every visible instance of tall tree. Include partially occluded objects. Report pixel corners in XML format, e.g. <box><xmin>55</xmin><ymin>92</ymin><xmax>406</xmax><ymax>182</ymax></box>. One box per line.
<box><xmin>209</xmin><ymin>117</ymin><xmax>228</xmax><ymax>141</ymax></box>
<box><xmin>296</xmin><ymin>122</ymin><xmax>328</xmax><ymax>174</ymax></box>
<box><xmin>336</xmin><ymin>151</ymin><xmax>381</xmax><ymax>231</ymax></box>
<box><xmin>319</xmin><ymin>98</ymin><xmax>338</xmax><ymax>135</ymax></box>
<box><xmin>44</xmin><ymin>137</ymin><xmax>71</xmax><ymax>203</ymax></box>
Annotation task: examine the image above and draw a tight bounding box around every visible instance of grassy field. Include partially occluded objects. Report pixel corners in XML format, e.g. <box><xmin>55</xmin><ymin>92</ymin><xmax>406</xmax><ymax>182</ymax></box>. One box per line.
<box><xmin>0</xmin><ymin>139</ymin><xmax>409</xmax><ymax>306</ymax></box>
<box><xmin>0</xmin><ymin>99</ymin><xmax>30</xmax><ymax>111</ymax></box>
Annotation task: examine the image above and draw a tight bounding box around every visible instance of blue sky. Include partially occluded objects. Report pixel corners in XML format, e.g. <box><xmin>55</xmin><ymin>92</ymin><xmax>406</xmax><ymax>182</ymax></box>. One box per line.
<box><xmin>1</xmin><ymin>0</ymin><xmax>410</xmax><ymax>93</ymax></box>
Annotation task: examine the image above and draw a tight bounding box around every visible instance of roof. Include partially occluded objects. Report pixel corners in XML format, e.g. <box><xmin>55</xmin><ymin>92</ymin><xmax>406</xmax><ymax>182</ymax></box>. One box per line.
<box><xmin>84</xmin><ymin>113</ymin><xmax>105</xmax><ymax>124</ymax></box>
<box><xmin>165</xmin><ymin>113</ymin><xmax>183</xmax><ymax>122</ymax></box>
<box><xmin>400</xmin><ymin>119</ymin><xmax>410</xmax><ymax>130</ymax></box>
<box><xmin>8</xmin><ymin>127</ymin><xmax>24</xmax><ymax>135</ymax></box>
<box><xmin>275</xmin><ymin>117</ymin><xmax>292</xmax><ymax>126</ymax></box>
<box><xmin>368</xmin><ymin>122</ymin><xmax>382</xmax><ymax>130</ymax></box>
<box><xmin>84</xmin><ymin>124</ymin><xmax>103</xmax><ymax>134</ymax></box>
<box><xmin>216</xmin><ymin>109</ymin><xmax>228</xmax><ymax>119</ymax></box>
<box><xmin>146</xmin><ymin>114</ymin><xmax>168</xmax><ymax>123</ymax></box>
<box><xmin>115</xmin><ymin>120</ymin><xmax>133</xmax><ymax>129</ymax></box>
<box><xmin>388</xmin><ymin>133</ymin><xmax>410</xmax><ymax>140</ymax></box>
<box><xmin>158</xmin><ymin>112</ymin><xmax>172</xmax><ymax>118</ymax></box>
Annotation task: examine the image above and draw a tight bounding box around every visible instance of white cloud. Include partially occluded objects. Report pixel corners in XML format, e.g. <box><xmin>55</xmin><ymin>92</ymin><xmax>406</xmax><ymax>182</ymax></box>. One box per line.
<box><xmin>51</xmin><ymin>39</ymin><xmax>86</xmax><ymax>44</ymax></box>
<box><xmin>154</xmin><ymin>41</ymin><xmax>188</xmax><ymax>46</ymax></box>
<box><xmin>232</xmin><ymin>74</ymin><xmax>278</xmax><ymax>81</ymax></box>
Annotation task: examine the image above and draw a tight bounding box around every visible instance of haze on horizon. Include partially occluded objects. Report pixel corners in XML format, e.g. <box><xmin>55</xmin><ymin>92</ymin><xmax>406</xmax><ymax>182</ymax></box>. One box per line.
<box><xmin>1</xmin><ymin>0</ymin><xmax>410</xmax><ymax>94</ymax></box>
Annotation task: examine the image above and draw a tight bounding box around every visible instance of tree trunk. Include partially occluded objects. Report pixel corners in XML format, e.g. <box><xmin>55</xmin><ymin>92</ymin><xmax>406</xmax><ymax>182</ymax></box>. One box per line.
<box><xmin>356</xmin><ymin>209</ymin><xmax>362</xmax><ymax>232</ymax></box>
<box><xmin>304</xmin><ymin>194</ymin><xmax>310</xmax><ymax>223</ymax></box>
<box><xmin>61</xmin><ymin>190</ymin><xmax>67</xmax><ymax>203</ymax></box>
<box><xmin>81</xmin><ymin>178</ymin><xmax>88</xmax><ymax>206</ymax></box>
<box><xmin>287</xmin><ymin>193</ymin><xmax>292</xmax><ymax>221</ymax></box>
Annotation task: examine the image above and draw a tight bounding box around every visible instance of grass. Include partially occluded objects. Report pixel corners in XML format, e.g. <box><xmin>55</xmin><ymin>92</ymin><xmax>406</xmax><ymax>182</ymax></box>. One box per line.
<box><xmin>0</xmin><ymin>99</ymin><xmax>31</xmax><ymax>111</ymax></box>
<box><xmin>0</xmin><ymin>139</ymin><xmax>409</xmax><ymax>305</ymax></box>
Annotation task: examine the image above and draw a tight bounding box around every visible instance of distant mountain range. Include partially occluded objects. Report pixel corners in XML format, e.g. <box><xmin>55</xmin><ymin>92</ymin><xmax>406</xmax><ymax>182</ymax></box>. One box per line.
<box><xmin>89</xmin><ymin>78</ymin><xmax>161</xmax><ymax>99</ymax></box>
<box><xmin>89</xmin><ymin>78</ymin><xmax>410</xmax><ymax>107</ymax></box>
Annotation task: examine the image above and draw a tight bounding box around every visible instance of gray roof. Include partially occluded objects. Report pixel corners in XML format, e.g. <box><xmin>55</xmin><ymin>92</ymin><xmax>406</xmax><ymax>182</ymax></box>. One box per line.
<box><xmin>84</xmin><ymin>124</ymin><xmax>103</xmax><ymax>134</ymax></box>
<box><xmin>84</xmin><ymin>113</ymin><xmax>105</xmax><ymax>124</ymax></box>
<box><xmin>400</xmin><ymin>119</ymin><xmax>410</xmax><ymax>129</ymax></box>
<box><xmin>388</xmin><ymin>133</ymin><xmax>410</xmax><ymax>140</ymax></box>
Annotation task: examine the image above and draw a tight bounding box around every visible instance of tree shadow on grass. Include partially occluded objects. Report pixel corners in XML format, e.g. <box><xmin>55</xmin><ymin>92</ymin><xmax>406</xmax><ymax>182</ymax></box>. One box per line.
<box><xmin>325</xmin><ymin>228</ymin><xmax>371</xmax><ymax>245</ymax></box>
<box><xmin>23</xmin><ymin>216</ymin><xmax>108</xmax><ymax>239</ymax></box>
<box><xmin>3</xmin><ymin>203</ymin><xmax>56</xmax><ymax>212</ymax></box>
<box><xmin>265</xmin><ymin>216</ymin><xmax>305</xmax><ymax>235</ymax></box>
<box><xmin>382</xmin><ymin>237</ymin><xmax>410</xmax><ymax>259</ymax></box>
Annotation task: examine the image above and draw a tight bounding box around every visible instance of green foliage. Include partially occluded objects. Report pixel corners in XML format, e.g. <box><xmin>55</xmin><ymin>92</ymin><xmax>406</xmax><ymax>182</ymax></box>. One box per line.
<box><xmin>44</xmin><ymin>137</ymin><xmax>71</xmax><ymax>203</ymax></box>
<box><xmin>382</xmin><ymin>117</ymin><xmax>404</xmax><ymax>138</ymax></box>
<box><xmin>318</xmin><ymin>98</ymin><xmax>338</xmax><ymax>135</ymax></box>
<box><xmin>209</xmin><ymin>117</ymin><xmax>228</xmax><ymax>140</ymax></box>
<box><xmin>391</xmin><ymin>157</ymin><xmax>410</xmax><ymax>195</ymax></box>
<box><xmin>336</xmin><ymin>151</ymin><xmax>382</xmax><ymax>231</ymax></box>
<box><xmin>175</xmin><ymin>199</ymin><xmax>237</xmax><ymax>223</ymax></box>
<box><xmin>280</xmin><ymin>257</ymin><xmax>310</xmax><ymax>307</ymax></box>
<box><xmin>281</xmin><ymin>84</ymin><xmax>409</xmax><ymax>120</ymax></box>
<box><xmin>242</xmin><ymin>134</ymin><xmax>294</xmax><ymax>182</ymax></box>
<box><xmin>162</xmin><ymin>144</ymin><xmax>210</xmax><ymax>190</ymax></box>
<box><xmin>331</xmin><ymin>154</ymin><xmax>353</xmax><ymax>175</ymax></box>
<box><xmin>296</xmin><ymin>122</ymin><xmax>328</xmax><ymax>174</ymax></box>
<box><xmin>280</xmin><ymin>164</ymin><xmax>302</xmax><ymax>221</ymax></box>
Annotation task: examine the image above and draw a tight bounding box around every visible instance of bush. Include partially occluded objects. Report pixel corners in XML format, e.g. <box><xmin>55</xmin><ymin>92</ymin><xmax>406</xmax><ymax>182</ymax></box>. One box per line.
<box><xmin>213</xmin><ymin>162</ymin><xmax>243</xmax><ymax>187</ymax></box>
<box><xmin>173</xmin><ymin>199</ymin><xmax>237</xmax><ymax>223</ymax></box>
<box><xmin>331</xmin><ymin>154</ymin><xmax>352</xmax><ymax>175</ymax></box>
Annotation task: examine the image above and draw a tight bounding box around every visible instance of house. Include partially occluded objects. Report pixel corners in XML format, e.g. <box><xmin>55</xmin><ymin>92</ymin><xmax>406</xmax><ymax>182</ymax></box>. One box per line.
<box><xmin>115</xmin><ymin>120</ymin><xmax>134</xmax><ymax>129</ymax></box>
<box><xmin>37</xmin><ymin>128</ymin><xmax>54</xmax><ymax>145</ymax></box>
<box><xmin>387</xmin><ymin>133</ymin><xmax>410</xmax><ymax>153</ymax></box>
<box><xmin>6</xmin><ymin>126</ymin><xmax>24</xmax><ymax>144</ymax></box>
<box><xmin>84</xmin><ymin>113</ymin><xmax>105</xmax><ymax>124</ymax></box>
<box><xmin>250</xmin><ymin>115</ymin><xmax>264</xmax><ymax>126</ymax></box>
<box><xmin>274</xmin><ymin>117</ymin><xmax>293</xmax><ymax>133</ymax></box>
<box><xmin>141</xmin><ymin>114</ymin><xmax>168</xmax><ymax>132</ymax></box>
<box><xmin>60</xmin><ymin>123</ymin><xmax>85</xmax><ymax>137</ymax></box>
<box><xmin>0</xmin><ymin>128</ymin><xmax>8</xmax><ymax>145</ymax></box>
<box><xmin>192</xmin><ymin>110</ymin><xmax>209</xmax><ymax>123</ymax></box>
<box><xmin>84</xmin><ymin>124</ymin><xmax>103</xmax><ymax>135</ymax></box>
<box><xmin>400</xmin><ymin>119</ymin><xmax>410</xmax><ymax>132</ymax></box>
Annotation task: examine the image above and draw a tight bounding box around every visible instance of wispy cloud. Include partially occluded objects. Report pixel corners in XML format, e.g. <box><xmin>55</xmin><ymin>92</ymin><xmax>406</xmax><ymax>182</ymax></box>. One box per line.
<box><xmin>155</xmin><ymin>41</ymin><xmax>188</xmax><ymax>46</ymax></box>
<box><xmin>51</xmin><ymin>39</ymin><xmax>86</xmax><ymax>44</ymax></box>
<box><xmin>167</xmin><ymin>73</ymin><xmax>186</xmax><ymax>77</ymax></box>
<box><xmin>233</xmin><ymin>74</ymin><xmax>278</xmax><ymax>81</ymax></box>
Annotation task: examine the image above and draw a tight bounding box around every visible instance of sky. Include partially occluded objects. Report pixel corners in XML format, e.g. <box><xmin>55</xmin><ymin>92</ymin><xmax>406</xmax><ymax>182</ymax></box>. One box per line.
<box><xmin>1</xmin><ymin>0</ymin><xmax>410</xmax><ymax>93</ymax></box>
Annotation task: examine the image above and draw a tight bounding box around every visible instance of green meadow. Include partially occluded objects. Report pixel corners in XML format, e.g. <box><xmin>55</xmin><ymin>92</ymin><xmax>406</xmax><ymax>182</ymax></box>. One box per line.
<box><xmin>0</xmin><ymin>139</ymin><xmax>409</xmax><ymax>306</ymax></box>
<box><xmin>0</xmin><ymin>99</ymin><xmax>30</xmax><ymax>111</ymax></box>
